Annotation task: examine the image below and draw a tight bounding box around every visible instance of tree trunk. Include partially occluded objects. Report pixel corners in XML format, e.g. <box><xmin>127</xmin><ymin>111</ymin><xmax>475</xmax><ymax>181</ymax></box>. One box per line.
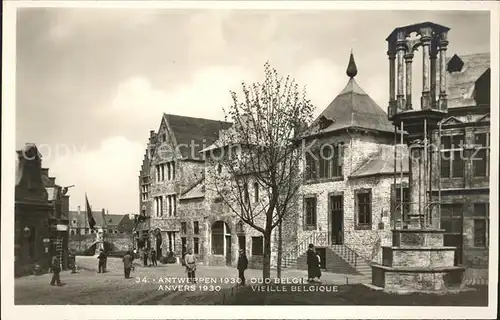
<box><xmin>277</xmin><ymin>220</ymin><xmax>283</xmax><ymax>278</ymax></box>
<box><xmin>262</xmin><ymin>231</ymin><xmax>272</xmax><ymax>280</ymax></box>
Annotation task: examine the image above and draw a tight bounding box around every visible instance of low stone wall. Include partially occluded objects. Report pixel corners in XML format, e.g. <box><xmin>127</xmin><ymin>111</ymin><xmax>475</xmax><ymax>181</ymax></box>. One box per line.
<box><xmin>69</xmin><ymin>233</ymin><xmax>133</xmax><ymax>255</ymax></box>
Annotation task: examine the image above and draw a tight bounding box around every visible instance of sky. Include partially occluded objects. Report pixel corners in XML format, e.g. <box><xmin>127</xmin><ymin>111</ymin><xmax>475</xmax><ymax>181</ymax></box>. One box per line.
<box><xmin>15</xmin><ymin>8</ymin><xmax>490</xmax><ymax>214</ymax></box>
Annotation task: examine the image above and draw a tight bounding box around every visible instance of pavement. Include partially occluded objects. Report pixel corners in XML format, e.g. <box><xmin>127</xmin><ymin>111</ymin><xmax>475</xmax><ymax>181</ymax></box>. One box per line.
<box><xmin>15</xmin><ymin>256</ymin><xmax>370</xmax><ymax>305</ymax></box>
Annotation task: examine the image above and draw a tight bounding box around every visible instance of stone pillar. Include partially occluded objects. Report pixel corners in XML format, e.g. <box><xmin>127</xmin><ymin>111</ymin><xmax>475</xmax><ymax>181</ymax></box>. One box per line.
<box><xmin>438</xmin><ymin>32</ymin><xmax>449</xmax><ymax>112</ymax></box>
<box><xmin>404</xmin><ymin>53</ymin><xmax>414</xmax><ymax>110</ymax></box>
<box><xmin>203</xmin><ymin>218</ymin><xmax>210</xmax><ymax>265</ymax></box>
<box><xmin>408</xmin><ymin>140</ymin><xmax>425</xmax><ymax>229</ymax></box>
<box><xmin>430</xmin><ymin>41</ymin><xmax>438</xmax><ymax>109</ymax></box>
<box><xmin>389</xmin><ymin>51</ymin><xmax>396</xmax><ymax>102</ymax></box>
<box><xmin>420</xmin><ymin>27</ymin><xmax>432</xmax><ymax>110</ymax></box>
<box><xmin>396</xmin><ymin>31</ymin><xmax>406</xmax><ymax>112</ymax></box>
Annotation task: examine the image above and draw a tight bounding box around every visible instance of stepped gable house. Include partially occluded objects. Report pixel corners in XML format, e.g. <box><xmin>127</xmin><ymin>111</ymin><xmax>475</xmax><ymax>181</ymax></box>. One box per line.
<box><xmin>15</xmin><ymin>144</ymin><xmax>53</xmax><ymax>276</ymax></box>
<box><xmin>431</xmin><ymin>52</ymin><xmax>491</xmax><ymax>270</ymax></box>
<box><xmin>138</xmin><ymin>114</ymin><xmax>232</xmax><ymax>261</ymax></box>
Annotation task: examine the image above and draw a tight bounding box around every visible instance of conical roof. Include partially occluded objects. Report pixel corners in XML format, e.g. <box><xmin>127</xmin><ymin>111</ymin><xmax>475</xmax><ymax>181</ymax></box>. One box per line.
<box><xmin>310</xmin><ymin>53</ymin><xmax>394</xmax><ymax>135</ymax></box>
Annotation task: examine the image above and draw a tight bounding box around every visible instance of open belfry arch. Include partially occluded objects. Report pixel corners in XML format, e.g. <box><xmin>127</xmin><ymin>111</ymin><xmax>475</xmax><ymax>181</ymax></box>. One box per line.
<box><xmin>372</xmin><ymin>22</ymin><xmax>467</xmax><ymax>293</ymax></box>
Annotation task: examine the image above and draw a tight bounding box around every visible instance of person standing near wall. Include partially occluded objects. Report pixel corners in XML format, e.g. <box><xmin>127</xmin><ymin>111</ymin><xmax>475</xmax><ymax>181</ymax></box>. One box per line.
<box><xmin>184</xmin><ymin>248</ymin><xmax>196</xmax><ymax>283</ymax></box>
<box><xmin>237</xmin><ymin>249</ymin><xmax>248</xmax><ymax>285</ymax></box>
<box><xmin>97</xmin><ymin>249</ymin><xmax>106</xmax><ymax>273</ymax></box>
<box><xmin>50</xmin><ymin>255</ymin><xmax>64</xmax><ymax>286</ymax></box>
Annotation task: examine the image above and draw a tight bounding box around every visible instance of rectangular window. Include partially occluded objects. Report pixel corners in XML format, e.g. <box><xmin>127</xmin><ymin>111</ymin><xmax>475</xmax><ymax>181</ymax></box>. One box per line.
<box><xmin>167</xmin><ymin>162</ymin><xmax>171</xmax><ymax>180</ymax></box>
<box><xmin>168</xmin><ymin>195</ymin><xmax>172</xmax><ymax>216</ymax></box>
<box><xmin>305</xmin><ymin>153</ymin><xmax>317</xmax><ymax>180</ymax></box>
<box><xmin>243</xmin><ymin>183</ymin><xmax>249</xmax><ymax>204</ymax></box>
<box><xmin>304</xmin><ymin>196</ymin><xmax>317</xmax><ymax>228</ymax></box>
<box><xmin>440</xmin><ymin>204</ymin><xmax>463</xmax><ymax>234</ymax></box>
<box><xmin>172</xmin><ymin>162</ymin><xmax>176</xmax><ymax>180</ymax></box>
<box><xmin>356</xmin><ymin>189</ymin><xmax>372</xmax><ymax>229</ymax></box>
<box><xmin>318</xmin><ymin>146</ymin><xmax>331</xmax><ymax>179</ymax></box>
<box><xmin>181</xmin><ymin>222</ymin><xmax>187</xmax><ymax>234</ymax></box>
<box><xmin>473</xmin><ymin>133</ymin><xmax>489</xmax><ymax>177</ymax></box>
<box><xmin>193</xmin><ymin>237</ymin><xmax>199</xmax><ymax>254</ymax></box>
<box><xmin>440</xmin><ymin>134</ymin><xmax>465</xmax><ymax>178</ymax></box>
<box><xmin>252</xmin><ymin>236</ymin><xmax>264</xmax><ymax>256</ymax></box>
<box><xmin>474</xmin><ymin>220</ymin><xmax>487</xmax><ymax>247</ymax></box>
<box><xmin>473</xmin><ymin>203</ymin><xmax>488</xmax><ymax>217</ymax></box>
<box><xmin>331</xmin><ymin>144</ymin><xmax>343</xmax><ymax>178</ymax></box>
<box><xmin>173</xmin><ymin>195</ymin><xmax>177</xmax><ymax>216</ymax></box>
<box><xmin>193</xmin><ymin>221</ymin><xmax>199</xmax><ymax>235</ymax></box>
<box><xmin>161</xmin><ymin>164</ymin><xmax>165</xmax><ymax>181</ymax></box>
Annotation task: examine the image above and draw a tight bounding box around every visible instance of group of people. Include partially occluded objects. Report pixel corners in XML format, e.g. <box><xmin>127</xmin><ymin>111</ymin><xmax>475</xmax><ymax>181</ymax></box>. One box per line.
<box><xmin>135</xmin><ymin>248</ymin><xmax>158</xmax><ymax>267</ymax></box>
<box><xmin>50</xmin><ymin>244</ymin><xmax>320</xmax><ymax>285</ymax></box>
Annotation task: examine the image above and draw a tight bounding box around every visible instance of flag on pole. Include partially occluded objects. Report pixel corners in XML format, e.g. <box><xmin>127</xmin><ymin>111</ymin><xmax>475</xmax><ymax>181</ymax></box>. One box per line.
<box><xmin>85</xmin><ymin>193</ymin><xmax>96</xmax><ymax>230</ymax></box>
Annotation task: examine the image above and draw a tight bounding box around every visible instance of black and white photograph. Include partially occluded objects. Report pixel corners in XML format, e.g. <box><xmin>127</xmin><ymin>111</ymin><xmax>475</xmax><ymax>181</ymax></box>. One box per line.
<box><xmin>1</xmin><ymin>1</ymin><xmax>498</xmax><ymax>319</ymax></box>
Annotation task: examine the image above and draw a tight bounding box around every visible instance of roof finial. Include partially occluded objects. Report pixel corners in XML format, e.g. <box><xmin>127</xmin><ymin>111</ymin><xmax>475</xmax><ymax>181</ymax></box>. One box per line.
<box><xmin>346</xmin><ymin>50</ymin><xmax>358</xmax><ymax>78</ymax></box>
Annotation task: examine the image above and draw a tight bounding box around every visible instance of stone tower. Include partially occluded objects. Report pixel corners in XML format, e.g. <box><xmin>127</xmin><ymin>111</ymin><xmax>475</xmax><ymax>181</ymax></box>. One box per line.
<box><xmin>371</xmin><ymin>22</ymin><xmax>466</xmax><ymax>293</ymax></box>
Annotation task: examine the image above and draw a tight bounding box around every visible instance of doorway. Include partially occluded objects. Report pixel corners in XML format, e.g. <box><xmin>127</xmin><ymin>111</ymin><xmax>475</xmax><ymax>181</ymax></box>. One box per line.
<box><xmin>225</xmin><ymin>235</ymin><xmax>232</xmax><ymax>266</ymax></box>
<box><xmin>330</xmin><ymin>195</ymin><xmax>344</xmax><ymax>245</ymax></box>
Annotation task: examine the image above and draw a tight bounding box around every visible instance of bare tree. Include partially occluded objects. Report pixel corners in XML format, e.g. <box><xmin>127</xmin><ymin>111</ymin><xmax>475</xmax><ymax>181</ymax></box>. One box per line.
<box><xmin>207</xmin><ymin>62</ymin><xmax>314</xmax><ymax>279</ymax></box>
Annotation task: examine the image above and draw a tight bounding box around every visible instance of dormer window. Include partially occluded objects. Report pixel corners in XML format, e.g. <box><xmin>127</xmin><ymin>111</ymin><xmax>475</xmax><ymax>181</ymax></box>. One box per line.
<box><xmin>447</xmin><ymin>54</ymin><xmax>464</xmax><ymax>73</ymax></box>
<box><xmin>318</xmin><ymin>116</ymin><xmax>334</xmax><ymax>130</ymax></box>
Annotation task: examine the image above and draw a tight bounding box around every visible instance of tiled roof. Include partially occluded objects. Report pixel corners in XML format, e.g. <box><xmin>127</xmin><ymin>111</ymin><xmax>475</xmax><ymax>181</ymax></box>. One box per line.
<box><xmin>164</xmin><ymin>114</ymin><xmax>232</xmax><ymax>159</ymax></box>
<box><xmin>446</xmin><ymin>52</ymin><xmax>490</xmax><ymax>108</ymax></box>
<box><xmin>68</xmin><ymin>210</ymin><xmax>125</xmax><ymax>228</ymax></box>
<box><xmin>308</xmin><ymin>53</ymin><xmax>394</xmax><ymax>136</ymax></box>
<box><xmin>350</xmin><ymin>144</ymin><xmax>409</xmax><ymax>178</ymax></box>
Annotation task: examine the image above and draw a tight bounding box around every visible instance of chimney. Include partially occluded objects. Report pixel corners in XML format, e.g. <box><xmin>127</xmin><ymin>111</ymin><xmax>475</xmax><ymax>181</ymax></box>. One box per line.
<box><xmin>77</xmin><ymin>205</ymin><xmax>81</xmax><ymax>214</ymax></box>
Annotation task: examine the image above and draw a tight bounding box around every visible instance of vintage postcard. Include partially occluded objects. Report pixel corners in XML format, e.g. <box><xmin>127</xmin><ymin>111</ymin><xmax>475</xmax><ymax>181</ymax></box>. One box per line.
<box><xmin>1</xmin><ymin>1</ymin><xmax>498</xmax><ymax>319</ymax></box>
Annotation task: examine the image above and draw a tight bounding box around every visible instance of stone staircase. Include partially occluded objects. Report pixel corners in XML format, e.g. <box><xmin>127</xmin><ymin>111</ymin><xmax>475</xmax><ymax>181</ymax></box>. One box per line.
<box><xmin>275</xmin><ymin>231</ymin><xmax>372</xmax><ymax>277</ymax></box>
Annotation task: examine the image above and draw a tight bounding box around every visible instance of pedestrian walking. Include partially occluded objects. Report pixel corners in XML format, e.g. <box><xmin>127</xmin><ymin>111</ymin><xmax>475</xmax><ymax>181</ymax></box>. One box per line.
<box><xmin>122</xmin><ymin>251</ymin><xmax>133</xmax><ymax>279</ymax></box>
<box><xmin>306</xmin><ymin>243</ymin><xmax>320</xmax><ymax>282</ymax></box>
<box><xmin>143</xmin><ymin>248</ymin><xmax>149</xmax><ymax>267</ymax></box>
<box><xmin>237</xmin><ymin>249</ymin><xmax>248</xmax><ymax>285</ymax></box>
<box><xmin>50</xmin><ymin>255</ymin><xmax>64</xmax><ymax>286</ymax></box>
<box><xmin>184</xmin><ymin>248</ymin><xmax>196</xmax><ymax>283</ymax></box>
<box><xmin>150</xmin><ymin>249</ymin><xmax>157</xmax><ymax>267</ymax></box>
<box><xmin>97</xmin><ymin>249</ymin><xmax>106</xmax><ymax>273</ymax></box>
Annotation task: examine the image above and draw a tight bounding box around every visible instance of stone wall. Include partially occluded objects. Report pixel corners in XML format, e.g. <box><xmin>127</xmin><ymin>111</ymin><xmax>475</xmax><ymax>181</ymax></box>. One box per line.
<box><xmin>298</xmin><ymin>132</ymin><xmax>401</xmax><ymax>263</ymax></box>
<box><xmin>69</xmin><ymin>233</ymin><xmax>133</xmax><ymax>254</ymax></box>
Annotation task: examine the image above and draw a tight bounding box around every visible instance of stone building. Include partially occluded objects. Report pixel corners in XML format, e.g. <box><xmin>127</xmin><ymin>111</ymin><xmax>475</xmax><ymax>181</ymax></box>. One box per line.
<box><xmin>138</xmin><ymin>114</ymin><xmax>231</xmax><ymax>261</ymax></box>
<box><xmin>431</xmin><ymin>52</ymin><xmax>491</xmax><ymax>272</ymax></box>
<box><xmin>15</xmin><ymin>144</ymin><xmax>53</xmax><ymax>276</ymax></box>
<box><xmin>287</xmin><ymin>54</ymin><xmax>409</xmax><ymax>275</ymax></box>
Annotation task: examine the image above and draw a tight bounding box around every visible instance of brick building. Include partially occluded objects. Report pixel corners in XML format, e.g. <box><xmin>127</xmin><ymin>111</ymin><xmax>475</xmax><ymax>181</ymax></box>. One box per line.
<box><xmin>15</xmin><ymin>144</ymin><xmax>53</xmax><ymax>276</ymax></box>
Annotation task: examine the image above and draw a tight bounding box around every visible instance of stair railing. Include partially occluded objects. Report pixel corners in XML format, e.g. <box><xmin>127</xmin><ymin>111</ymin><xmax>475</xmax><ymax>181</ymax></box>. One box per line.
<box><xmin>282</xmin><ymin>231</ymin><xmax>328</xmax><ymax>268</ymax></box>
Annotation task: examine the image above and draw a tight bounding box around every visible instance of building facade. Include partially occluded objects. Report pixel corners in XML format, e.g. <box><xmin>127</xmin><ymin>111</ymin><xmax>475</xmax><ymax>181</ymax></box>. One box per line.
<box><xmin>41</xmin><ymin>168</ymin><xmax>71</xmax><ymax>270</ymax></box>
<box><xmin>137</xmin><ymin>51</ymin><xmax>490</xmax><ymax>276</ymax></box>
<box><xmin>431</xmin><ymin>53</ymin><xmax>490</xmax><ymax>271</ymax></box>
<box><xmin>15</xmin><ymin>144</ymin><xmax>53</xmax><ymax>276</ymax></box>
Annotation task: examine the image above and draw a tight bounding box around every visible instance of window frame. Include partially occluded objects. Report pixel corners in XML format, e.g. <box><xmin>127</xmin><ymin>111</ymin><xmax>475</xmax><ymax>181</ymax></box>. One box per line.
<box><xmin>440</xmin><ymin>133</ymin><xmax>465</xmax><ymax>179</ymax></box>
<box><xmin>472</xmin><ymin>132</ymin><xmax>490</xmax><ymax>177</ymax></box>
<box><xmin>355</xmin><ymin>188</ymin><xmax>372</xmax><ymax>230</ymax></box>
<box><xmin>193</xmin><ymin>221</ymin><xmax>199</xmax><ymax>235</ymax></box>
<box><xmin>473</xmin><ymin>203</ymin><xmax>489</xmax><ymax>248</ymax></box>
<box><xmin>251</xmin><ymin>236</ymin><xmax>264</xmax><ymax>256</ymax></box>
<box><xmin>303</xmin><ymin>195</ymin><xmax>317</xmax><ymax>230</ymax></box>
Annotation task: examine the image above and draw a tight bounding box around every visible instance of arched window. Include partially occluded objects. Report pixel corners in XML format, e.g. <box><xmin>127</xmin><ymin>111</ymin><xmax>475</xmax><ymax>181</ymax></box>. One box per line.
<box><xmin>211</xmin><ymin>221</ymin><xmax>225</xmax><ymax>255</ymax></box>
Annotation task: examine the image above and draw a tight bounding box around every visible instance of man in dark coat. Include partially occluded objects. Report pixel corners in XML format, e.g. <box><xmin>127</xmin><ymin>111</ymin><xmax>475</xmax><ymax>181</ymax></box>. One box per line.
<box><xmin>122</xmin><ymin>251</ymin><xmax>133</xmax><ymax>279</ymax></box>
<box><xmin>306</xmin><ymin>243</ymin><xmax>319</xmax><ymax>282</ymax></box>
<box><xmin>50</xmin><ymin>255</ymin><xmax>63</xmax><ymax>286</ymax></box>
<box><xmin>150</xmin><ymin>249</ymin><xmax>157</xmax><ymax>267</ymax></box>
<box><xmin>237</xmin><ymin>249</ymin><xmax>248</xmax><ymax>285</ymax></box>
<box><xmin>143</xmin><ymin>248</ymin><xmax>149</xmax><ymax>267</ymax></box>
<box><xmin>97</xmin><ymin>249</ymin><xmax>106</xmax><ymax>273</ymax></box>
